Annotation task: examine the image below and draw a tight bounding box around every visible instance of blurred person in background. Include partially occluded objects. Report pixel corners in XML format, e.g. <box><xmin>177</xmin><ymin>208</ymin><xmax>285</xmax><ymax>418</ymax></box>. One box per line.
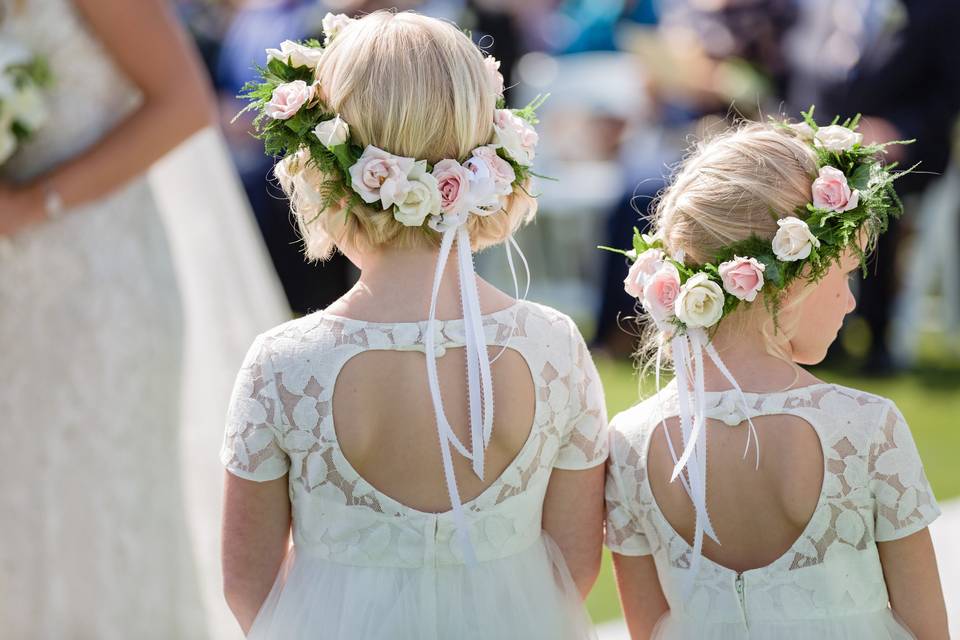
<box><xmin>814</xmin><ymin>0</ymin><xmax>960</xmax><ymax>375</ymax></box>
<box><xmin>0</xmin><ymin>0</ymin><xmax>287</xmax><ymax>636</ymax></box>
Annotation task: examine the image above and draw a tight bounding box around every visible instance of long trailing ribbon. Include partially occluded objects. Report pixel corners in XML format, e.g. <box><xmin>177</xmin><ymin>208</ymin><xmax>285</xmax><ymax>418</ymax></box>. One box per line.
<box><xmin>658</xmin><ymin>327</ymin><xmax>761</xmax><ymax>594</ymax></box>
<box><xmin>424</xmin><ymin>221</ymin><xmax>529</xmax><ymax>565</ymax></box>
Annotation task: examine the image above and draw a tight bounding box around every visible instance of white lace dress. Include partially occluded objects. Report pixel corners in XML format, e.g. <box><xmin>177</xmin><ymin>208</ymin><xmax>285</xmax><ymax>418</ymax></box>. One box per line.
<box><xmin>0</xmin><ymin>1</ymin><xmax>287</xmax><ymax>637</ymax></box>
<box><xmin>605</xmin><ymin>382</ymin><xmax>941</xmax><ymax>639</ymax></box>
<box><xmin>221</xmin><ymin>301</ymin><xmax>608</xmax><ymax>639</ymax></box>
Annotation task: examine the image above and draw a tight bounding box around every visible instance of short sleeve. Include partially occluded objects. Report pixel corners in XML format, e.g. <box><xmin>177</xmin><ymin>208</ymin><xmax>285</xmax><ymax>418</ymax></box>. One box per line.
<box><xmin>554</xmin><ymin>319</ymin><xmax>609</xmax><ymax>470</ymax></box>
<box><xmin>220</xmin><ymin>335</ymin><xmax>290</xmax><ymax>481</ymax></box>
<box><xmin>869</xmin><ymin>401</ymin><xmax>940</xmax><ymax>541</ymax></box>
<box><xmin>604</xmin><ymin>427</ymin><xmax>651</xmax><ymax>555</ymax></box>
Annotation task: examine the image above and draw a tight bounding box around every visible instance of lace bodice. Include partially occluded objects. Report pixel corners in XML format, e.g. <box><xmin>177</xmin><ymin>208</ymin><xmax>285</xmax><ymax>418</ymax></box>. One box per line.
<box><xmin>222</xmin><ymin>300</ymin><xmax>608</xmax><ymax>567</ymax></box>
<box><xmin>0</xmin><ymin>0</ymin><xmax>141</xmax><ymax>180</ymax></box>
<box><xmin>605</xmin><ymin>382</ymin><xmax>940</xmax><ymax>626</ymax></box>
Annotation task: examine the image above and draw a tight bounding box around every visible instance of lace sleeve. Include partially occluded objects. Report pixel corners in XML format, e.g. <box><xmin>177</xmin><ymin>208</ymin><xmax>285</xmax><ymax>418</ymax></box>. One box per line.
<box><xmin>219</xmin><ymin>335</ymin><xmax>290</xmax><ymax>481</ymax></box>
<box><xmin>604</xmin><ymin>427</ymin><xmax>651</xmax><ymax>555</ymax></box>
<box><xmin>870</xmin><ymin>401</ymin><xmax>940</xmax><ymax>541</ymax></box>
<box><xmin>554</xmin><ymin>320</ymin><xmax>609</xmax><ymax>470</ymax></box>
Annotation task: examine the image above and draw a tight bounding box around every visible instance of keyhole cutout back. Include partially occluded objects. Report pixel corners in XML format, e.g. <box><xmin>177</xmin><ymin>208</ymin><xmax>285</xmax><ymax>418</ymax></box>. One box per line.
<box><xmin>332</xmin><ymin>345</ymin><xmax>536</xmax><ymax>514</ymax></box>
<box><xmin>647</xmin><ymin>412</ymin><xmax>825</xmax><ymax>574</ymax></box>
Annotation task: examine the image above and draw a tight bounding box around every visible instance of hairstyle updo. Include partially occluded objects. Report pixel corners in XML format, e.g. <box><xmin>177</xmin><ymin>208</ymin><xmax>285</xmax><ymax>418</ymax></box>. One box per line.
<box><xmin>636</xmin><ymin>121</ymin><xmax>824</xmax><ymax>371</ymax></box>
<box><xmin>275</xmin><ymin>11</ymin><xmax>537</xmax><ymax>261</ymax></box>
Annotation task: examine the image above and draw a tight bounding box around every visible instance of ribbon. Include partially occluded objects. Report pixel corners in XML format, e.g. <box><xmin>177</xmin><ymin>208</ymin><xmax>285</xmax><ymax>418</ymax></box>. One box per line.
<box><xmin>661</xmin><ymin>327</ymin><xmax>761</xmax><ymax>595</ymax></box>
<box><xmin>424</xmin><ymin>220</ymin><xmax>529</xmax><ymax>565</ymax></box>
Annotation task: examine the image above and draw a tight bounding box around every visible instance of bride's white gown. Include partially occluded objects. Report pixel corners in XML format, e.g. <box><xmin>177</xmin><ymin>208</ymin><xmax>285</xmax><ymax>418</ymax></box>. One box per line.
<box><xmin>0</xmin><ymin>1</ymin><xmax>288</xmax><ymax>638</ymax></box>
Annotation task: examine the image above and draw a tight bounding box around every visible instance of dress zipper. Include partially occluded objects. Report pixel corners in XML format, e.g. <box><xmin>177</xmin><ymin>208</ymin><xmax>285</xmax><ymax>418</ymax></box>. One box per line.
<box><xmin>734</xmin><ymin>572</ymin><xmax>748</xmax><ymax>628</ymax></box>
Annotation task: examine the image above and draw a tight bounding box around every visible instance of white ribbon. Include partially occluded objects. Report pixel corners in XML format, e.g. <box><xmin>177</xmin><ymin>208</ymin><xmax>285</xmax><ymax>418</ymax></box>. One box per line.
<box><xmin>662</xmin><ymin>327</ymin><xmax>761</xmax><ymax>595</ymax></box>
<box><xmin>424</xmin><ymin>220</ymin><xmax>529</xmax><ymax>565</ymax></box>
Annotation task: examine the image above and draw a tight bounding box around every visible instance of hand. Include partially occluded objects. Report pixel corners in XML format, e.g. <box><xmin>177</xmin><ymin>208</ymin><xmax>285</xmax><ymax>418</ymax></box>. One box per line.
<box><xmin>859</xmin><ymin>116</ymin><xmax>906</xmax><ymax>163</ymax></box>
<box><xmin>0</xmin><ymin>183</ymin><xmax>46</xmax><ymax>237</ymax></box>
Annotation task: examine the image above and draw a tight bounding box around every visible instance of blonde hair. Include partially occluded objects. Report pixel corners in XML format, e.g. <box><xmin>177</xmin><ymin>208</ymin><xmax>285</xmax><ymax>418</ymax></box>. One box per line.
<box><xmin>275</xmin><ymin>11</ymin><xmax>536</xmax><ymax>261</ymax></box>
<box><xmin>636</xmin><ymin>121</ymin><xmax>821</xmax><ymax>375</ymax></box>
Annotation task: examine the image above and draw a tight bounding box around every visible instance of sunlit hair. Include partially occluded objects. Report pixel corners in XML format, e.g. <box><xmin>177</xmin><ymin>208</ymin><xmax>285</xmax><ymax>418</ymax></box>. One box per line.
<box><xmin>274</xmin><ymin>10</ymin><xmax>536</xmax><ymax>261</ymax></box>
<box><xmin>635</xmin><ymin>121</ymin><xmax>838</xmax><ymax>378</ymax></box>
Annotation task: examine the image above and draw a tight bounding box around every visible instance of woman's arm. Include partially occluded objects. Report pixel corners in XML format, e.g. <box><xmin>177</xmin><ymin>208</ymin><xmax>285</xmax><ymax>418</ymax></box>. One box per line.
<box><xmin>878</xmin><ymin>527</ymin><xmax>949</xmax><ymax>639</ymax></box>
<box><xmin>612</xmin><ymin>553</ymin><xmax>669</xmax><ymax>640</ymax></box>
<box><xmin>542</xmin><ymin>464</ymin><xmax>606</xmax><ymax>598</ymax></box>
<box><xmin>0</xmin><ymin>0</ymin><xmax>216</xmax><ymax>233</ymax></box>
<box><xmin>222</xmin><ymin>472</ymin><xmax>291</xmax><ymax>634</ymax></box>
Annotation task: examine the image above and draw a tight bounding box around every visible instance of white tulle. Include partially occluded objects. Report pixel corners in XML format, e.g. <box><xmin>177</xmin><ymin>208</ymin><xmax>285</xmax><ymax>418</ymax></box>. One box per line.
<box><xmin>249</xmin><ymin>535</ymin><xmax>596</xmax><ymax>640</ymax></box>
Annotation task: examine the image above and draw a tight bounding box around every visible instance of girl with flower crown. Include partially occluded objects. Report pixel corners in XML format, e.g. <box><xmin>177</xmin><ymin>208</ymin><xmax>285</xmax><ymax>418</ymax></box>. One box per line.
<box><xmin>220</xmin><ymin>11</ymin><xmax>607</xmax><ymax>639</ymax></box>
<box><xmin>605</xmin><ymin>118</ymin><xmax>949</xmax><ymax>639</ymax></box>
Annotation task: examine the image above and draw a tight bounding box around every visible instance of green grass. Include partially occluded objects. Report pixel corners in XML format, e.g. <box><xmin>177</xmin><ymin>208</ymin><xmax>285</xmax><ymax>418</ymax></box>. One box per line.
<box><xmin>585</xmin><ymin>343</ymin><xmax>960</xmax><ymax>623</ymax></box>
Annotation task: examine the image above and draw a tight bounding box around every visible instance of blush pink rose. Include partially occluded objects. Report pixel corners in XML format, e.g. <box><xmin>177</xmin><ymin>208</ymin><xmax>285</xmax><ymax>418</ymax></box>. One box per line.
<box><xmin>718</xmin><ymin>256</ymin><xmax>766</xmax><ymax>302</ymax></box>
<box><xmin>812</xmin><ymin>166</ymin><xmax>860</xmax><ymax>212</ymax></box>
<box><xmin>623</xmin><ymin>248</ymin><xmax>665</xmax><ymax>298</ymax></box>
<box><xmin>265</xmin><ymin>80</ymin><xmax>312</xmax><ymax>120</ymax></box>
<box><xmin>431</xmin><ymin>159</ymin><xmax>474</xmax><ymax>224</ymax></box>
<box><xmin>484</xmin><ymin>55</ymin><xmax>505</xmax><ymax>97</ymax></box>
<box><xmin>348</xmin><ymin>145</ymin><xmax>415</xmax><ymax>208</ymax></box>
<box><xmin>642</xmin><ymin>263</ymin><xmax>681</xmax><ymax>323</ymax></box>
<box><xmin>470</xmin><ymin>145</ymin><xmax>516</xmax><ymax>196</ymax></box>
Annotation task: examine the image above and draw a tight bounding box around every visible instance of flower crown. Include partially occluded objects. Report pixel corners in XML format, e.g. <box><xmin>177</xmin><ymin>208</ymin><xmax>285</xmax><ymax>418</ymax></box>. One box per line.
<box><xmin>611</xmin><ymin>109</ymin><xmax>913</xmax><ymax>335</ymax></box>
<box><xmin>237</xmin><ymin>13</ymin><xmax>544</xmax><ymax>233</ymax></box>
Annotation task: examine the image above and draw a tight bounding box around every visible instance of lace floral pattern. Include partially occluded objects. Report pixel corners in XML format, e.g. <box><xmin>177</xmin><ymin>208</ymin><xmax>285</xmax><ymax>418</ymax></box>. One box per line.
<box><xmin>605</xmin><ymin>383</ymin><xmax>940</xmax><ymax>625</ymax></box>
<box><xmin>222</xmin><ymin>301</ymin><xmax>608</xmax><ymax>567</ymax></box>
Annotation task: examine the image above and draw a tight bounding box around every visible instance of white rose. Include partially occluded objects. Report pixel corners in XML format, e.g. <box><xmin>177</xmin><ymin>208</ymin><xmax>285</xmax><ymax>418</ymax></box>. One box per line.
<box><xmin>265</xmin><ymin>40</ymin><xmax>324</xmax><ymax>69</ymax></box>
<box><xmin>492</xmin><ymin>109</ymin><xmax>538</xmax><ymax>166</ymax></box>
<box><xmin>789</xmin><ymin>122</ymin><xmax>815</xmax><ymax>141</ymax></box>
<box><xmin>772</xmin><ymin>216</ymin><xmax>821</xmax><ymax>262</ymax></box>
<box><xmin>0</xmin><ymin>121</ymin><xmax>17</xmax><ymax>165</ymax></box>
<box><xmin>313</xmin><ymin>115</ymin><xmax>349</xmax><ymax>147</ymax></box>
<box><xmin>813</xmin><ymin>125</ymin><xmax>863</xmax><ymax>153</ymax></box>
<box><xmin>9</xmin><ymin>83</ymin><xmax>47</xmax><ymax>131</ymax></box>
<box><xmin>674</xmin><ymin>273</ymin><xmax>725</xmax><ymax>328</ymax></box>
<box><xmin>394</xmin><ymin>161</ymin><xmax>441</xmax><ymax>227</ymax></box>
<box><xmin>322</xmin><ymin>13</ymin><xmax>355</xmax><ymax>44</ymax></box>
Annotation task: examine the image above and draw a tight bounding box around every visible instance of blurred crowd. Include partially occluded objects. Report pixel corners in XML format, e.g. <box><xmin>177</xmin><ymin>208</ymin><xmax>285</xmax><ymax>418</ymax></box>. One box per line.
<box><xmin>173</xmin><ymin>0</ymin><xmax>960</xmax><ymax>375</ymax></box>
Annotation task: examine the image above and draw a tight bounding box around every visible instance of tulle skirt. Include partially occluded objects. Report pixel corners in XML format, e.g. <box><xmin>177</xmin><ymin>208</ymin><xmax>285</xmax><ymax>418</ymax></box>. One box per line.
<box><xmin>248</xmin><ymin>534</ymin><xmax>597</xmax><ymax>640</ymax></box>
<box><xmin>652</xmin><ymin>608</ymin><xmax>916</xmax><ymax>639</ymax></box>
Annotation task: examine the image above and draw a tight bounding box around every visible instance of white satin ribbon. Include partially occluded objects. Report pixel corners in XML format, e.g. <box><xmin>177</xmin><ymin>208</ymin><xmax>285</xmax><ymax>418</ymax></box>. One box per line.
<box><xmin>659</xmin><ymin>327</ymin><xmax>761</xmax><ymax>594</ymax></box>
<box><xmin>424</xmin><ymin>221</ymin><xmax>529</xmax><ymax>565</ymax></box>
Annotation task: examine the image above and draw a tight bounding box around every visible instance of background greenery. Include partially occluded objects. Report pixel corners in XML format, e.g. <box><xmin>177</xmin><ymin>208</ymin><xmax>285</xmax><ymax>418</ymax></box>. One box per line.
<box><xmin>585</xmin><ymin>337</ymin><xmax>960</xmax><ymax>623</ymax></box>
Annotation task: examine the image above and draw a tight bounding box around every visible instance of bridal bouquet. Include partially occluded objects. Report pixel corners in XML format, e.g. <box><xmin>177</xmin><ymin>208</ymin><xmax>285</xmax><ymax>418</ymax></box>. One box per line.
<box><xmin>0</xmin><ymin>40</ymin><xmax>52</xmax><ymax>165</ymax></box>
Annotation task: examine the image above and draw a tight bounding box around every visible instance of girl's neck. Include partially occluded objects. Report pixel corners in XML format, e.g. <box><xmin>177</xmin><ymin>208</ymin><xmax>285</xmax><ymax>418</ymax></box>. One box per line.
<box><xmin>329</xmin><ymin>247</ymin><xmax>513</xmax><ymax>323</ymax></box>
<box><xmin>690</xmin><ymin>324</ymin><xmax>816</xmax><ymax>394</ymax></box>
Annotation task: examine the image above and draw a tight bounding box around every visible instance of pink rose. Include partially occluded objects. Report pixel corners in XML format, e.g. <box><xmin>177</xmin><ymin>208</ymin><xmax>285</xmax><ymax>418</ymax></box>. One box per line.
<box><xmin>718</xmin><ymin>256</ymin><xmax>766</xmax><ymax>302</ymax></box>
<box><xmin>431</xmin><ymin>159</ymin><xmax>474</xmax><ymax>221</ymax></box>
<box><xmin>470</xmin><ymin>145</ymin><xmax>515</xmax><ymax>196</ymax></box>
<box><xmin>493</xmin><ymin>109</ymin><xmax>538</xmax><ymax>166</ymax></box>
<box><xmin>812</xmin><ymin>166</ymin><xmax>860</xmax><ymax>212</ymax></box>
<box><xmin>265</xmin><ymin>80</ymin><xmax>312</xmax><ymax>120</ymax></box>
<box><xmin>484</xmin><ymin>55</ymin><xmax>505</xmax><ymax>97</ymax></box>
<box><xmin>623</xmin><ymin>248</ymin><xmax>665</xmax><ymax>298</ymax></box>
<box><xmin>642</xmin><ymin>263</ymin><xmax>681</xmax><ymax>324</ymax></box>
<box><xmin>348</xmin><ymin>145</ymin><xmax>415</xmax><ymax>208</ymax></box>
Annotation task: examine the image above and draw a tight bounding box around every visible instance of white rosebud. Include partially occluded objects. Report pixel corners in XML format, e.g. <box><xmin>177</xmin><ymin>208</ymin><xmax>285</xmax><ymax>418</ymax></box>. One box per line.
<box><xmin>492</xmin><ymin>109</ymin><xmax>538</xmax><ymax>166</ymax></box>
<box><xmin>0</xmin><ymin>120</ymin><xmax>17</xmax><ymax>164</ymax></box>
<box><xmin>9</xmin><ymin>83</ymin><xmax>47</xmax><ymax>131</ymax></box>
<box><xmin>322</xmin><ymin>13</ymin><xmax>355</xmax><ymax>44</ymax></box>
<box><xmin>394</xmin><ymin>161</ymin><xmax>441</xmax><ymax>227</ymax></box>
<box><xmin>313</xmin><ymin>115</ymin><xmax>349</xmax><ymax>147</ymax></box>
<box><xmin>674</xmin><ymin>273</ymin><xmax>725</xmax><ymax>328</ymax></box>
<box><xmin>789</xmin><ymin>122</ymin><xmax>815</xmax><ymax>141</ymax></box>
<box><xmin>772</xmin><ymin>216</ymin><xmax>821</xmax><ymax>262</ymax></box>
<box><xmin>265</xmin><ymin>40</ymin><xmax>324</xmax><ymax>69</ymax></box>
<box><xmin>813</xmin><ymin>124</ymin><xmax>863</xmax><ymax>153</ymax></box>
